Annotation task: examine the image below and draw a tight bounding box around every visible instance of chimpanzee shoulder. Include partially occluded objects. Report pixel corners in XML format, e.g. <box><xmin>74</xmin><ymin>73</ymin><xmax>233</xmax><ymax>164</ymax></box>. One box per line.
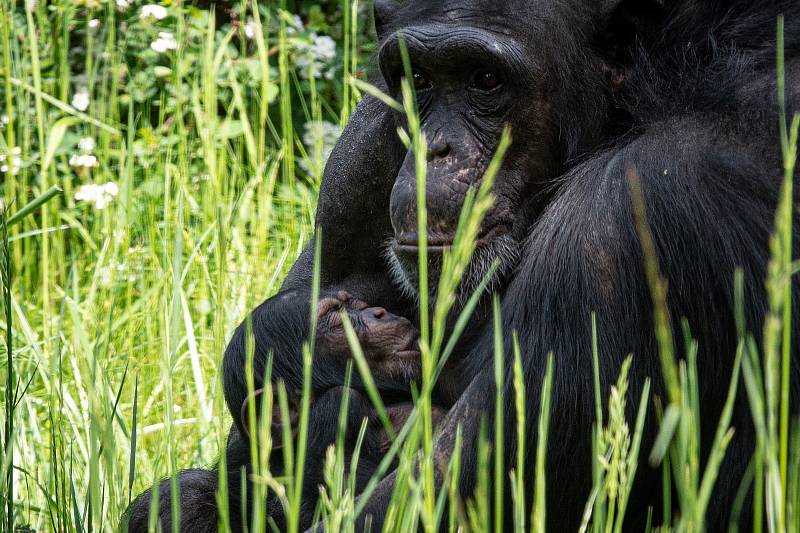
<box><xmin>620</xmin><ymin>1</ymin><xmax>800</xmax><ymax>126</ymax></box>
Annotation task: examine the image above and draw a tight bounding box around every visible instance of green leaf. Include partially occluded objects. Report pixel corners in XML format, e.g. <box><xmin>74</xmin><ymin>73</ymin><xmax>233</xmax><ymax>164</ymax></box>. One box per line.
<box><xmin>7</xmin><ymin>186</ymin><xmax>62</xmax><ymax>227</ymax></box>
<box><xmin>649</xmin><ymin>404</ymin><xmax>681</xmax><ymax>465</ymax></box>
<box><xmin>153</xmin><ymin>66</ymin><xmax>172</xmax><ymax>78</ymax></box>
<box><xmin>216</xmin><ymin>119</ymin><xmax>244</xmax><ymax>140</ymax></box>
<box><xmin>42</xmin><ymin>117</ymin><xmax>78</xmax><ymax>172</ymax></box>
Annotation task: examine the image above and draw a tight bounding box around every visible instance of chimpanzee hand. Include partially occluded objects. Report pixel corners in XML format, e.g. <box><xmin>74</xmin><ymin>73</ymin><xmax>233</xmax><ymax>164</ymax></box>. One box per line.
<box><xmin>305</xmin><ymin>386</ymin><xmax>382</xmax><ymax>458</ymax></box>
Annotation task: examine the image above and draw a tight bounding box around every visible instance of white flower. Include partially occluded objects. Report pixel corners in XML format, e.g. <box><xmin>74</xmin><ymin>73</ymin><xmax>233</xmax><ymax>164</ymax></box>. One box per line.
<box><xmin>286</xmin><ymin>14</ymin><xmax>304</xmax><ymax>35</ymax></box>
<box><xmin>312</xmin><ymin>35</ymin><xmax>336</xmax><ymax>60</ymax></box>
<box><xmin>78</xmin><ymin>137</ymin><xmax>95</xmax><ymax>153</ymax></box>
<box><xmin>294</xmin><ymin>33</ymin><xmax>337</xmax><ymax>79</ymax></box>
<box><xmin>150</xmin><ymin>32</ymin><xmax>177</xmax><ymax>53</ymax></box>
<box><xmin>300</xmin><ymin>120</ymin><xmax>342</xmax><ymax>175</ymax></box>
<box><xmin>99</xmin><ymin>265</ymin><xmax>114</xmax><ymax>287</ymax></box>
<box><xmin>1</xmin><ymin>152</ymin><xmax>21</xmax><ymax>175</ymax></box>
<box><xmin>72</xmin><ymin>88</ymin><xmax>90</xmax><ymax>111</ymax></box>
<box><xmin>197</xmin><ymin>298</ymin><xmax>211</xmax><ymax>315</ymax></box>
<box><xmin>140</xmin><ymin>4</ymin><xmax>167</xmax><ymax>20</ymax></box>
<box><xmin>116</xmin><ymin>0</ymin><xmax>130</xmax><ymax>10</ymax></box>
<box><xmin>88</xmin><ymin>19</ymin><xmax>100</xmax><ymax>29</ymax></box>
<box><xmin>75</xmin><ymin>182</ymin><xmax>118</xmax><ymax>209</ymax></box>
<box><xmin>70</xmin><ymin>154</ymin><xmax>99</xmax><ymax>169</ymax></box>
<box><xmin>244</xmin><ymin>19</ymin><xmax>258</xmax><ymax>40</ymax></box>
<box><xmin>302</xmin><ymin>120</ymin><xmax>342</xmax><ymax>148</ymax></box>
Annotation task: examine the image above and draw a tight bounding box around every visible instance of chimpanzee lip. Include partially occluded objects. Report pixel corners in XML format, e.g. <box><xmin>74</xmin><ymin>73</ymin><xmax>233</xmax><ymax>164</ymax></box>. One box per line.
<box><xmin>396</xmin><ymin>349</ymin><xmax>421</xmax><ymax>360</ymax></box>
<box><xmin>397</xmin><ymin>331</ymin><xmax>421</xmax><ymax>358</ymax></box>
<box><xmin>393</xmin><ymin>224</ymin><xmax>511</xmax><ymax>255</ymax></box>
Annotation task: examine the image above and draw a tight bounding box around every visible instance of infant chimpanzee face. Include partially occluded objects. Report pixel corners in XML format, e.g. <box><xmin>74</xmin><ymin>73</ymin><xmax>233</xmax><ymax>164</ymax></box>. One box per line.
<box><xmin>315</xmin><ymin>291</ymin><xmax>421</xmax><ymax>382</ymax></box>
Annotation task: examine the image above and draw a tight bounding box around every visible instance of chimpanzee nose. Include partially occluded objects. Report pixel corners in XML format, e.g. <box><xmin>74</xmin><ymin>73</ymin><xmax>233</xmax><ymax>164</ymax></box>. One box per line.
<box><xmin>427</xmin><ymin>140</ymin><xmax>450</xmax><ymax>161</ymax></box>
<box><xmin>368</xmin><ymin>307</ymin><xmax>387</xmax><ymax>320</ymax></box>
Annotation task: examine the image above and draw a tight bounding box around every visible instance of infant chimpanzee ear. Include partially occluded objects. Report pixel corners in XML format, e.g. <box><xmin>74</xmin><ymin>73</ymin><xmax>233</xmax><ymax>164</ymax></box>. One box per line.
<box><xmin>240</xmin><ymin>388</ymin><xmax>300</xmax><ymax>450</ymax></box>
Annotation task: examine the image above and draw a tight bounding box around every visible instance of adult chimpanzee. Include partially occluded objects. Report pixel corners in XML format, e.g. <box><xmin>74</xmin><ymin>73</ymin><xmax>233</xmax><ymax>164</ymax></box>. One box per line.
<box><xmin>127</xmin><ymin>0</ymin><xmax>800</xmax><ymax>531</ymax></box>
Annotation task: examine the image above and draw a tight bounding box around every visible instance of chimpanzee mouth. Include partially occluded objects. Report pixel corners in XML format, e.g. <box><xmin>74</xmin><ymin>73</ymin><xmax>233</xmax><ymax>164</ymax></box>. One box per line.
<box><xmin>384</xmin><ymin>225</ymin><xmax>520</xmax><ymax>305</ymax></box>
<box><xmin>392</xmin><ymin>224</ymin><xmax>512</xmax><ymax>255</ymax></box>
<box><xmin>392</xmin><ymin>235</ymin><xmax>452</xmax><ymax>256</ymax></box>
<box><xmin>396</xmin><ymin>331</ymin><xmax>421</xmax><ymax>359</ymax></box>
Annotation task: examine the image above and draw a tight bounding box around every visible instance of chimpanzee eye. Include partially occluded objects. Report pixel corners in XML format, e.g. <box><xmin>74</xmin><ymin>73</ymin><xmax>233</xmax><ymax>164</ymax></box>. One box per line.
<box><xmin>348</xmin><ymin>311</ymin><xmax>366</xmax><ymax>332</ymax></box>
<box><xmin>412</xmin><ymin>70</ymin><xmax>432</xmax><ymax>91</ymax></box>
<box><xmin>472</xmin><ymin>70</ymin><xmax>502</xmax><ymax>92</ymax></box>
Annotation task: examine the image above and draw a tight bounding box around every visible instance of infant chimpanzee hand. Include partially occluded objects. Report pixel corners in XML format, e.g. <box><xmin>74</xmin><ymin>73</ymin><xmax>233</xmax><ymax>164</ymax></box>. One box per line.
<box><xmin>315</xmin><ymin>291</ymin><xmax>421</xmax><ymax>383</ymax></box>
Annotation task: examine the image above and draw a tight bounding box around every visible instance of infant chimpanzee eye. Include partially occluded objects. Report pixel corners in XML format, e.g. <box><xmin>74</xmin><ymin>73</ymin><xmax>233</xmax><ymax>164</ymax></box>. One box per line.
<box><xmin>325</xmin><ymin>311</ymin><xmax>343</xmax><ymax>328</ymax></box>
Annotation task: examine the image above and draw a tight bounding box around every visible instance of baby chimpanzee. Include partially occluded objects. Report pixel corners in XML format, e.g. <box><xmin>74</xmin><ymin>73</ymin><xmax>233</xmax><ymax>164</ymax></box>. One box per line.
<box><xmin>222</xmin><ymin>289</ymin><xmax>430</xmax><ymax>529</ymax></box>
<box><xmin>224</xmin><ymin>289</ymin><xmax>422</xmax><ymax>440</ymax></box>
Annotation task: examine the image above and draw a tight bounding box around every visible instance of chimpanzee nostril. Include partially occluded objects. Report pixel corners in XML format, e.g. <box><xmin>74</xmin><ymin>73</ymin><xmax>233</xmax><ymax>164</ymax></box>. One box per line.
<box><xmin>427</xmin><ymin>140</ymin><xmax>450</xmax><ymax>161</ymax></box>
<box><xmin>370</xmin><ymin>307</ymin><xmax>387</xmax><ymax>319</ymax></box>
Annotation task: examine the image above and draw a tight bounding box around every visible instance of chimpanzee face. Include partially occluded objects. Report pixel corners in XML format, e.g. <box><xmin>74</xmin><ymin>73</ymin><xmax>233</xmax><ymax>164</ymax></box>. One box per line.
<box><xmin>376</xmin><ymin>0</ymin><xmax>615</xmax><ymax>301</ymax></box>
<box><xmin>316</xmin><ymin>292</ymin><xmax>421</xmax><ymax>382</ymax></box>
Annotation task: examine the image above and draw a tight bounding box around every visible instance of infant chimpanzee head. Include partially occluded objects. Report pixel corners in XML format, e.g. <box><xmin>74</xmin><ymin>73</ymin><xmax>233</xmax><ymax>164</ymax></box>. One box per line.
<box><xmin>315</xmin><ymin>290</ymin><xmax>421</xmax><ymax>383</ymax></box>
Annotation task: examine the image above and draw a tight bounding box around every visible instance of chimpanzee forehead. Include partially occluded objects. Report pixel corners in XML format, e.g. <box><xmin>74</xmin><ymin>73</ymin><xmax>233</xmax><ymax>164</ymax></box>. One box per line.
<box><xmin>389</xmin><ymin>1</ymin><xmax>529</xmax><ymax>27</ymax></box>
<box><xmin>379</xmin><ymin>0</ymin><xmax>592</xmax><ymax>39</ymax></box>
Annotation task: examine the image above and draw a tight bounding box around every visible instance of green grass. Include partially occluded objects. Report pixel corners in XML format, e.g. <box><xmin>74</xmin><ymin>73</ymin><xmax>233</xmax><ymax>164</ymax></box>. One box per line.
<box><xmin>0</xmin><ymin>2</ymin><xmax>799</xmax><ymax>533</ymax></box>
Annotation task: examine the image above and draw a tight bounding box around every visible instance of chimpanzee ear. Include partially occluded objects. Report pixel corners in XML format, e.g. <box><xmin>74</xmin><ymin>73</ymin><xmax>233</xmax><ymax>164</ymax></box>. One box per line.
<box><xmin>240</xmin><ymin>388</ymin><xmax>300</xmax><ymax>450</ymax></box>
<box><xmin>598</xmin><ymin>0</ymin><xmax>664</xmax><ymax>22</ymax></box>
<box><xmin>595</xmin><ymin>0</ymin><xmax>666</xmax><ymax>88</ymax></box>
<box><xmin>373</xmin><ymin>0</ymin><xmax>400</xmax><ymax>41</ymax></box>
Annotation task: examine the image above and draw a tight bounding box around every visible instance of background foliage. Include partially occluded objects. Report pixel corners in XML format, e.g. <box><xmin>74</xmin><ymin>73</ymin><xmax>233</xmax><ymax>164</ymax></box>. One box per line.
<box><xmin>0</xmin><ymin>1</ymin><xmax>371</xmax><ymax>530</ymax></box>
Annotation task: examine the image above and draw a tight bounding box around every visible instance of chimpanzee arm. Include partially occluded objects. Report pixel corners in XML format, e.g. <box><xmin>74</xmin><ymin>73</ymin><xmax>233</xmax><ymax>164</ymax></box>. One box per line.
<box><xmin>349</xmin><ymin>113</ymin><xmax>798</xmax><ymax>531</ymax></box>
<box><xmin>348</xmin><ymin>369</ymin><xmax>491</xmax><ymax>531</ymax></box>
<box><xmin>233</xmin><ymin>387</ymin><xmax>382</xmax><ymax>531</ymax></box>
<box><xmin>283</xmin><ymin>92</ymin><xmax>407</xmax><ymax>307</ymax></box>
<box><xmin>135</xmin><ymin>388</ymin><xmax>380</xmax><ymax>533</ymax></box>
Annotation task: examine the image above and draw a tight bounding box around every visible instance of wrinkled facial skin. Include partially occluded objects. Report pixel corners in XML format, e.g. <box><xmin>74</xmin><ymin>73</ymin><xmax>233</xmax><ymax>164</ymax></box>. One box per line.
<box><xmin>316</xmin><ymin>291</ymin><xmax>421</xmax><ymax>382</ymax></box>
<box><xmin>377</xmin><ymin>0</ymin><xmax>607</xmax><ymax>302</ymax></box>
